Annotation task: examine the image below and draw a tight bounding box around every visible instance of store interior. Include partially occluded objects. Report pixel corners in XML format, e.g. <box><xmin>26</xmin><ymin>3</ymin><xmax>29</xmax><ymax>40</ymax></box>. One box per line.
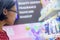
<box><xmin>3</xmin><ymin>0</ymin><xmax>60</xmax><ymax>40</ymax></box>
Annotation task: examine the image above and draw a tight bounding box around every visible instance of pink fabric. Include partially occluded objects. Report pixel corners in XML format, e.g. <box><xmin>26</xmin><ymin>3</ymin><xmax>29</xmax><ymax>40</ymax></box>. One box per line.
<box><xmin>3</xmin><ymin>25</ymin><xmax>32</xmax><ymax>40</ymax></box>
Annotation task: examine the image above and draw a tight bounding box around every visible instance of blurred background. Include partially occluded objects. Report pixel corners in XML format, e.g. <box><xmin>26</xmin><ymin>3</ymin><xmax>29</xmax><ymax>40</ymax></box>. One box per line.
<box><xmin>3</xmin><ymin>0</ymin><xmax>60</xmax><ymax>40</ymax></box>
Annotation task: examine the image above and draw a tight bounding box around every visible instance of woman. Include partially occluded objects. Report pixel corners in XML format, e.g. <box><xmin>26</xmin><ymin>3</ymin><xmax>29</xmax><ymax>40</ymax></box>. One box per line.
<box><xmin>0</xmin><ymin>0</ymin><xmax>17</xmax><ymax>40</ymax></box>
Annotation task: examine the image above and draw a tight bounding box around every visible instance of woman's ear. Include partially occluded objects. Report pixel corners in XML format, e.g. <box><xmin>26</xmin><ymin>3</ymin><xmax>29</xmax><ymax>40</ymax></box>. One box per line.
<box><xmin>3</xmin><ymin>9</ymin><xmax>8</xmax><ymax>15</ymax></box>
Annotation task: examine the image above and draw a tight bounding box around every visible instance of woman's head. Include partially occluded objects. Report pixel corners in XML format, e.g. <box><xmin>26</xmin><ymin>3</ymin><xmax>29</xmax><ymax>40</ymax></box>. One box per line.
<box><xmin>0</xmin><ymin>0</ymin><xmax>17</xmax><ymax>25</ymax></box>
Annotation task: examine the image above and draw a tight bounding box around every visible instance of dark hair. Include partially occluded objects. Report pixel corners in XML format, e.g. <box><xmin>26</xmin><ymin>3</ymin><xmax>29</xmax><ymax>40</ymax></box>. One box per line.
<box><xmin>0</xmin><ymin>0</ymin><xmax>15</xmax><ymax>21</ymax></box>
